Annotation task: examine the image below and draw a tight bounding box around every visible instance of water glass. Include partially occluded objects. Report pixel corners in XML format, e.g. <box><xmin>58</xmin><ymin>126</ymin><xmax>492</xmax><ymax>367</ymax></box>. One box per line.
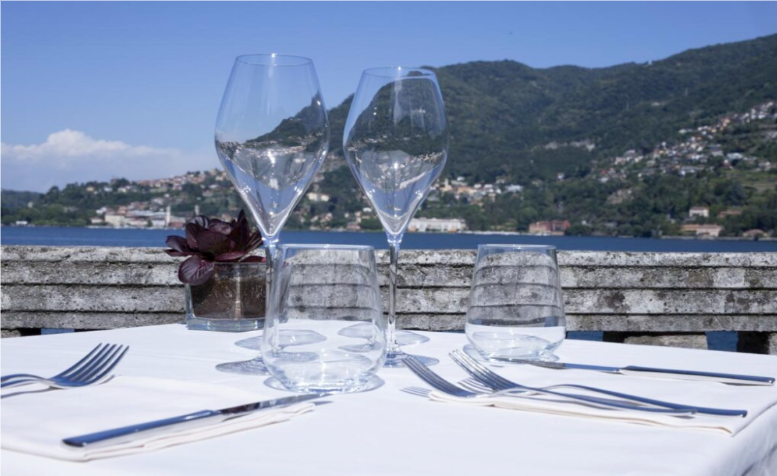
<box><xmin>465</xmin><ymin>245</ymin><xmax>566</xmax><ymax>362</ymax></box>
<box><xmin>261</xmin><ymin>245</ymin><xmax>386</xmax><ymax>393</ymax></box>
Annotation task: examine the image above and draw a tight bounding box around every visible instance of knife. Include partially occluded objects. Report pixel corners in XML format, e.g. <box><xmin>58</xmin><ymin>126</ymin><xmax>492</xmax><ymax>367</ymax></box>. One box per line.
<box><xmin>519</xmin><ymin>360</ymin><xmax>775</xmax><ymax>386</ymax></box>
<box><xmin>62</xmin><ymin>393</ymin><xmax>326</xmax><ymax>449</ymax></box>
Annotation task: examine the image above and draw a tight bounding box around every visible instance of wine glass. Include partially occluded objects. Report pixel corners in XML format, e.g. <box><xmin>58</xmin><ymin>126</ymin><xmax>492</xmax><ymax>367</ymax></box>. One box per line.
<box><xmin>343</xmin><ymin>67</ymin><xmax>449</xmax><ymax>367</ymax></box>
<box><xmin>214</xmin><ymin>54</ymin><xmax>330</xmax><ymax>375</ymax></box>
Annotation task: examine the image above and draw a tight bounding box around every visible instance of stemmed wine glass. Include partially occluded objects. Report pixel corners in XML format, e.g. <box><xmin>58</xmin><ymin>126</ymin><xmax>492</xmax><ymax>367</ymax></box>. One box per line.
<box><xmin>214</xmin><ymin>54</ymin><xmax>330</xmax><ymax>374</ymax></box>
<box><xmin>343</xmin><ymin>67</ymin><xmax>449</xmax><ymax>367</ymax></box>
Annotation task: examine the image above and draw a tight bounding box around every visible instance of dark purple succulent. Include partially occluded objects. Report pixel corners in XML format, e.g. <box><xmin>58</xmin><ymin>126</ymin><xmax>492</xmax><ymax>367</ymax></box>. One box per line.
<box><xmin>165</xmin><ymin>210</ymin><xmax>264</xmax><ymax>285</ymax></box>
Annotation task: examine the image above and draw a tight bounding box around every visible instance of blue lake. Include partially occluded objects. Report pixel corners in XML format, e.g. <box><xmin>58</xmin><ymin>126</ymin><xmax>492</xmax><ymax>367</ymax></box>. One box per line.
<box><xmin>2</xmin><ymin>226</ymin><xmax>777</xmax><ymax>251</ymax></box>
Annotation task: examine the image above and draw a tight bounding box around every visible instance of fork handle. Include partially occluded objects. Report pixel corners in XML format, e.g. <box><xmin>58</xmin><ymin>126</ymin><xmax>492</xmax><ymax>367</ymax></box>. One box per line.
<box><xmin>1</xmin><ymin>373</ymin><xmax>43</xmax><ymax>382</ymax></box>
<box><xmin>544</xmin><ymin>383</ymin><xmax>748</xmax><ymax>417</ymax></box>
<box><xmin>495</xmin><ymin>390</ymin><xmax>696</xmax><ymax>416</ymax></box>
<box><xmin>1</xmin><ymin>378</ymin><xmax>45</xmax><ymax>389</ymax></box>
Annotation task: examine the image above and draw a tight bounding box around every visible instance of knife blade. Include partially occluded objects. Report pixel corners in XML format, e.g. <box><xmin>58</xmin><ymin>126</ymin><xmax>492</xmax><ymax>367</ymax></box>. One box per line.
<box><xmin>521</xmin><ymin>360</ymin><xmax>775</xmax><ymax>386</ymax></box>
<box><xmin>62</xmin><ymin>393</ymin><xmax>326</xmax><ymax>449</ymax></box>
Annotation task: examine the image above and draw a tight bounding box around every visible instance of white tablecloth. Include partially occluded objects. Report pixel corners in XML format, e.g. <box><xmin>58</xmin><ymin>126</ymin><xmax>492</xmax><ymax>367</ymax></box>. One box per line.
<box><xmin>3</xmin><ymin>324</ymin><xmax>777</xmax><ymax>476</ymax></box>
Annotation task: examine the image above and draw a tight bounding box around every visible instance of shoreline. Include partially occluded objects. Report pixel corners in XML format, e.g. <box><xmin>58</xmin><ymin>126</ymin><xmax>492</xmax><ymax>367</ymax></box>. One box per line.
<box><xmin>1</xmin><ymin>225</ymin><xmax>774</xmax><ymax>242</ymax></box>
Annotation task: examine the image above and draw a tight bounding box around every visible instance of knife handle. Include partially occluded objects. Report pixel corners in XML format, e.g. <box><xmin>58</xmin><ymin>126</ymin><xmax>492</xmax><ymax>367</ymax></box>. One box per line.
<box><xmin>620</xmin><ymin>366</ymin><xmax>775</xmax><ymax>386</ymax></box>
<box><xmin>62</xmin><ymin>409</ymin><xmax>225</xmax><ymax>449</ymax></box>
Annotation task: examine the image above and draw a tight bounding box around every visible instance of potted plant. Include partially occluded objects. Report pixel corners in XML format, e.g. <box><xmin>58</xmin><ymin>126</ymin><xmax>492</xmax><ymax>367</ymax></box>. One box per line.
<box><xmin>165</xmin><ymin>210</ymin><xmax>266</xmax><ymax>332</ymax></box>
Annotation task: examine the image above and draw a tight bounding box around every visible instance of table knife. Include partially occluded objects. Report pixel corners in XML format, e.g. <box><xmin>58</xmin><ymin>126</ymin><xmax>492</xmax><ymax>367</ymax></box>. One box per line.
<box><xmin>521</xmin><ymin>360</ymin><xmax>775</xmax><ymax>386</ymax></box>
<box><xmin>62</xmin><ymin>393</ymin><xmax>326</xmax><ymax>449</ymax></box>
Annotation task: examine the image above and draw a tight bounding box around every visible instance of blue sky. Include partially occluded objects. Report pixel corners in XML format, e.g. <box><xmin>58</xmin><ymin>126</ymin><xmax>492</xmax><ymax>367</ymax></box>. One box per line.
<box><xmin>3</xmin><ymin>2</ymin><xmax>777</xmax><ymax>192</ymax></box>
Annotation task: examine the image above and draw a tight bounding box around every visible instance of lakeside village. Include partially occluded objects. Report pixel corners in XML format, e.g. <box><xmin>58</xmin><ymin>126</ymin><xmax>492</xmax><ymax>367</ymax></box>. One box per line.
<box><xmin>10</xmin><ymin>101</ymin><xmax>776</xmax><ymax>239</ymax></box>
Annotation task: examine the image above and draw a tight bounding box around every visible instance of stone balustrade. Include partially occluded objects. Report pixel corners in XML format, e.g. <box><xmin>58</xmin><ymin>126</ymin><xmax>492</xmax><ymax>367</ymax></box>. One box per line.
<box><xmin>2</xmin><ymin>245</ymin><xmax>776</xmax><ymax>354</ymax></box>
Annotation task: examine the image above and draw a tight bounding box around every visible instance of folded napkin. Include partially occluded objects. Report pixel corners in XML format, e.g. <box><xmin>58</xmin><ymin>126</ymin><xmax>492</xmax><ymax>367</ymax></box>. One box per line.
<box><xmin>1</xmin><ymin>376</ymin><xmax>314</xmax><ymax>461</ymax></box>
<box><xmin>428</xmin><ymin>391</ymin><xmax>758</xmax><ymax>436</ymax></box>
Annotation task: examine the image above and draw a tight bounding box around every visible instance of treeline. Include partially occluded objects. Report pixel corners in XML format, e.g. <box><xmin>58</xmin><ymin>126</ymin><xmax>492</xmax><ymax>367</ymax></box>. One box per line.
<box><xmin>418</xmin><ymin>169</ymin><xmax>777</xmax><ymax>237</ymax></box>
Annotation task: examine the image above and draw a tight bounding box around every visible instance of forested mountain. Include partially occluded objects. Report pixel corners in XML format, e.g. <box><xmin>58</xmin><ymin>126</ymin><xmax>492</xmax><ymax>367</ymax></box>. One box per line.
<box><xmin>326</xmin><ymin>33</ymin><xmax>777</xmax><ymax>182</ymax></box>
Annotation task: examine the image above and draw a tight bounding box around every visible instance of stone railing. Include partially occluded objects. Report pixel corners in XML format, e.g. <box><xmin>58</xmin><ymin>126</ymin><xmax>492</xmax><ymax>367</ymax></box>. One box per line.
<box><xmin>2</xmin><ymin>246</ymin><xmax>777</xmax><ymax>354</ymax></box>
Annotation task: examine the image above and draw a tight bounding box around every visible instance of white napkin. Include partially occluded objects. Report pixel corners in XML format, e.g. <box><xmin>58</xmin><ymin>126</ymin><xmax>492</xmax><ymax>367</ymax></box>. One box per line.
<box><xmin>428</xmin><ymin>390</ymin><xmax>754</xmax><ymax>435</ymax></box>
<box><xmin>1</xmin><ymin>376</ymin><xmax>314</xmax><ymax>461</ymax></box>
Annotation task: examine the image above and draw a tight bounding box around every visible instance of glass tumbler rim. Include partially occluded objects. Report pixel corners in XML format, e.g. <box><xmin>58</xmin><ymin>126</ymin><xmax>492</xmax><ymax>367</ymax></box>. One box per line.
<box><xmin>235</xmin><ymin>54</ymin><xmax>313</xmax><ymax>67</ymax></box>
<box><xmin>361</xmin><ymin>66</ymin><xmax>437</xmax><ymax>79</ymax></box>
<box><xmin>478</xmin><ymin>244</ymin><xmax>557</xmax><ymax>251</ymax></box>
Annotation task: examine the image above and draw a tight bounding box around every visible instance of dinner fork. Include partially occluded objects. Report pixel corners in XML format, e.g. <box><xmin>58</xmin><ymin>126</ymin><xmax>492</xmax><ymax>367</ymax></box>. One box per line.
<box><xmin>403</xmin><ymin>356</ymin><xmax>695</xmax><ymax>415</ymax></box>
<box><xmin>1</xmin><ymin>344</ymin><xmax>129</xmax><ymax>390</ymax></box>
<box><xmin>449</xmin><ymin>350</ymin><xmax>748</xmax><ymax>418</ymax></box>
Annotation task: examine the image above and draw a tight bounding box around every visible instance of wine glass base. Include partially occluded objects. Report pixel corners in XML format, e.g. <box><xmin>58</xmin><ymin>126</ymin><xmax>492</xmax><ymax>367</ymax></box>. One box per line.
<box><xmin>263</xmin><ymin>375</ymin><xmax>385</xmax><ymax>394</ymax></box>
<box><xmin>462</xmin><ymin>344</ymin><xmax>560</xmax><ymax>364</ymax></box>
<box><xmin>215</xmin><ymin>356</ymin><xmax>268</xmax><ymax>375</ymax></box>
<box><xmin>338</xmin><ymin>323</ymin><xmax>430</xmax><ymax>346</ymax></box>
<box><xmin>383</xmin><ymin>350</ymin><xmax>439</xmax><ymax>368</ymax></box>
<box><xmin>396</xmin><ymin>330</ymin><xmax>430</xmax><ymax>346</ymax></box>
<box><xmin>234</xmin><ymin>330</ymin><xmax>327</xmax><ymax>351</ymax></box>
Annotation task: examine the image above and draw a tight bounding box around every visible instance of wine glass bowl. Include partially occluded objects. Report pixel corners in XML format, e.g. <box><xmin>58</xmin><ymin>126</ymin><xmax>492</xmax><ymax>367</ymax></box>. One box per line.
<box><xmin>215</xmin><ymin>54</ymin><xmax>330</xmax><ymax>250</ymax></box>
<box><xmin>344</xmin><ymin>68</ymin><xmax>448</xmax><ymax>240</ymax></box>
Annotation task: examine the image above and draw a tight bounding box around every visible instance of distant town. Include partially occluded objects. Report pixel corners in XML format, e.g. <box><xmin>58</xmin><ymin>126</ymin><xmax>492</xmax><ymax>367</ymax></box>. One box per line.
<box><xmin>3</xmin><ymin>101</ymin><xmax>775</xmax><ymax>239</ymax></box>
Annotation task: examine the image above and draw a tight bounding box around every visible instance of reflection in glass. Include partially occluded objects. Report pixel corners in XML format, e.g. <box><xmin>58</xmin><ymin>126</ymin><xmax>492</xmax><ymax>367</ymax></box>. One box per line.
<box><xmin>343</xmin><ymin>67</ymin><xmax>448</xmax><ymax>367</ymax></box>
<box><xmin>215</xmin><ymin>53</ymin><xmax>329</xmax><ymax>266</ymax></box>
<box><xmin>261</xmin><ymin>245</ymin><xmax>387</xmax><ymax>393</ymax></box>
<box><xmin>465</xmin><ymin>245</ymin><xmax>567</xmax><ymax>362</ymax></box>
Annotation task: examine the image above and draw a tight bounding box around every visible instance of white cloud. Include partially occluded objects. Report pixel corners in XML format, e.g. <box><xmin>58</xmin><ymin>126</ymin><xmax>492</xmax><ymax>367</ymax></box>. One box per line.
<box><xmin>1</xmin><ymin>130</ymin><xmax>218</xmax><ymax>192</ymax></box>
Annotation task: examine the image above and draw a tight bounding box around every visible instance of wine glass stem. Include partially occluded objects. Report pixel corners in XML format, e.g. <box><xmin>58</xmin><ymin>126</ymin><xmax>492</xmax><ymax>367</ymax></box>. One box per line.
<box><xmin>388</xmin><ymin>242</ymin><xmax>401</xmax><ymax>354</ymax></box>
<box><xmin>264</xmin><ymin>240</ymin><xmax>278</xmax><ymax>320</ymax></box>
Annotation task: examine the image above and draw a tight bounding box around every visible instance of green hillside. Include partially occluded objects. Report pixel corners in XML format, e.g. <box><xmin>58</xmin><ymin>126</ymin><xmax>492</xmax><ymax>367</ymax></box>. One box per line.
<box><xmin>326</xmin><ymin>33</ymin><xmax>777</xmax><ymax>182</ymax></box>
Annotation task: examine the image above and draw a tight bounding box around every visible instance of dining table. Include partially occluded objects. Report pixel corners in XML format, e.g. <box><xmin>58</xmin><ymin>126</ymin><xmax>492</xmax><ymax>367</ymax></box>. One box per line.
<box><xmin>3</xmin><ymin>323</ymin><xmax>777</xmax><ymax>476</ymax></box>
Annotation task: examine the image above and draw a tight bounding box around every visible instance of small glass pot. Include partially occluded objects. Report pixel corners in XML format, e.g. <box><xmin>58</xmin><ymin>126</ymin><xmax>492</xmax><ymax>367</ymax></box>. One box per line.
<box><xmin>185</xmin><ymin>261</ymin><xmax>266</xmax><ymax>332</ymax></box>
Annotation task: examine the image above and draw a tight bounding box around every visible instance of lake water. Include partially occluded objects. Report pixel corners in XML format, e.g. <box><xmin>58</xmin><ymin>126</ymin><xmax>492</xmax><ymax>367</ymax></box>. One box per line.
<box><xmin>2</xmin><ymin>226</ymin><xmax>777</xmax><ymax>251</ymax></box>
<box><xmin>4</xmin><ymin>226</ymin><xmax>768</xmax><ymax>352</ymax></box>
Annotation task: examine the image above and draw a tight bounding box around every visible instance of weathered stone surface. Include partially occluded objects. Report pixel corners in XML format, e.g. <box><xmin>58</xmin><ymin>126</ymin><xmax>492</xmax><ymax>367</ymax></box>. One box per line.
<box><xmin>570</xmin><ymin>314</ymin><xmax>777</xmax><ymax>332</ymax></box>
<box><xmin>5</xmin><ymin>246</ymin><xmax>777</xmax><ymax>267</ymax></box>
<box><xmin>6</xmin><ymin>260</ymin><xmax>777</xmax><ymax>290</ymax></box>
<box><xmin>3</xmin><ymin>246</ymin><xmax>777</xmax><ymax>350</ymax></box>
<box><xmin>562</xmin><ymin>267</ymin><xmax>777</xmax><ymax>289</ymax></box>
<box><xmin>623</xmin><ymin>333</ymin><xmax>708</xmax><ymax>350</ymax></box>
<box><xmin>2</xmin><ymin>285</ymin><xmax>185</xmax><ymax>313</ymax></box>
<box><xmin>6</xmin><ymin>285</ymin><xmax>776</xmax><ymax>316</ymax></box>
<box><xmin>556</xmin><ymin>251</ymin><xmax>777</xmax><ymax>268</ymax></box>
<box><xmin>1</xmin><ymin>312</ymin><xmax>184</xmax><ymax>329</ymax></box>
<box><xmin>2</xmin><ymin>261</ymin><xmax>184</xmax><ymax>286</ymax></box>
<box><xmin>4</xmin><ymin>311</ymin><xmax>777</xmax><ymax>334</ymax></box>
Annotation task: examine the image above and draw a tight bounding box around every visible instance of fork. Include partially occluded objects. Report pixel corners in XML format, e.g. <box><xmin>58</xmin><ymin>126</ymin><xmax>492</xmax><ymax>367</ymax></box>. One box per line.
<box><xmin>403</xmin><ymin>356</ymin><xmax>696</xmax><ymax>415</ymax></box>
<box><xmin>450</xmin><ymin>350</ymin><xmax>748</xmax><ymax>418</ymax></box>
<box><xmin>1</xmin><ymin>344</ymin><xmax>129</xmax><ymax>390</ymax></box>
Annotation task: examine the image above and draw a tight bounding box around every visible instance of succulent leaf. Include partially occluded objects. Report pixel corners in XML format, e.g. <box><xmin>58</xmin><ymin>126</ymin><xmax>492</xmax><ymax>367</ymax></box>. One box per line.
<box><xmin>165</xmin><ymin>209</ymin><xmax>265</xmax><ymax>284</ymax></box>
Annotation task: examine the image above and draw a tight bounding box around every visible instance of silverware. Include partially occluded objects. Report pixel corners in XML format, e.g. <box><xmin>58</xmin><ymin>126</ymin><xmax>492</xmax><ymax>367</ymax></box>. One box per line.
<box><xmin>62</xmin><ymin>393</ymin><xmax>327</xmax><ymax>449</ymax></box>
<box><xmin>403</xmin><ymin>355</ymin><xmax>696</xmax><ymax>415</ymax></box>
<box><xmin>450</xmin><ymin>350</ymin><xmax>748</xmax><ymax>417</ymax></box>
<box><xmin>1</xmin><ymin>344</ymin><xmax>129</xmax><ymax>390</ymax></box>
<box><xmin>513</xmin><ymin>358</ymin><xmax>775</xmax><ymax>386</ymax></box>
